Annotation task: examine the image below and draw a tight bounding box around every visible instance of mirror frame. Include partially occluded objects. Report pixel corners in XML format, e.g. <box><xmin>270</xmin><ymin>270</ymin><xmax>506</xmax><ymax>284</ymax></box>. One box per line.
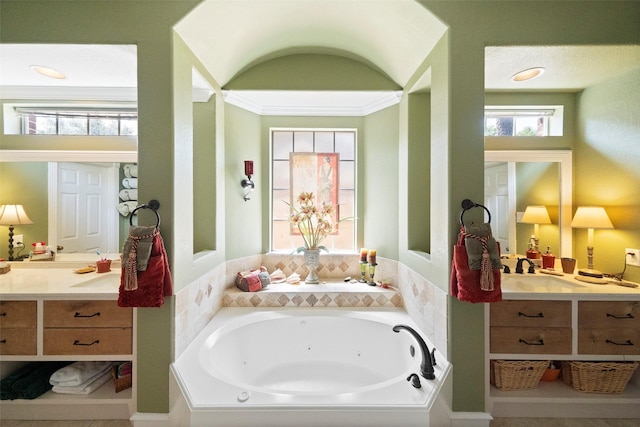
<box><xmin>484</xmin><ymin>149</ymin><xmax>572</xmax><ymax>258</ymax></box>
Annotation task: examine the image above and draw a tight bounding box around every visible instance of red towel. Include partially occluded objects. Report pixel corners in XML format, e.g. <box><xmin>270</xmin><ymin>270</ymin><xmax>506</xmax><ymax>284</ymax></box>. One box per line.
<box><xmin>450</xmin><ymin>228</ymin><xmax>502</xmax><ymax>303</ymax></box>
<box><xmin>118</xmin><ymin>230</ymin><xmax>173</xmax><ymax>308</ymax></box>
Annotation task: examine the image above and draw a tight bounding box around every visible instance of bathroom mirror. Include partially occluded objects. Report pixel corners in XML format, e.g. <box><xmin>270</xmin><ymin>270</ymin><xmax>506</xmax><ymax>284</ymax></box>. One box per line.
<box><xmin>0</xmin><ymin>150</ymin><xmax>137</xmax><ymax>261</ymax></box>
<box><xmin>484</xmin><ymin>150</ymin><xmax>572</xmax><ymax>258</ymax></box>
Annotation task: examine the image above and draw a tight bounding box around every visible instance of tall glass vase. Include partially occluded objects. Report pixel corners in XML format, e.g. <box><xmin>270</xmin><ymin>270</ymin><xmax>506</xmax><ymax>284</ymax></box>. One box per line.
<box><xmin>303</xmin><ymin>249</ymin><xmax>320</xmax><ymax>284</ymax></box>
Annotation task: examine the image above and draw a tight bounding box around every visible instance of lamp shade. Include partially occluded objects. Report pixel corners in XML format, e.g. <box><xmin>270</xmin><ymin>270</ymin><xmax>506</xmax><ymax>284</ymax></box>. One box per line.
<box><xmin>520</xmin><ymin>205</ymin><xmax>551</xmax><ymax>224</ymax></box>
<box><xmin>571</xmin><ymin>206</ymin><xmax>613</xmax><ymax>229</ymax></box>
<box><xmin>0</xmin><ymin>205</ymin><xmax>34</xmax><ymax>225</ymax></box>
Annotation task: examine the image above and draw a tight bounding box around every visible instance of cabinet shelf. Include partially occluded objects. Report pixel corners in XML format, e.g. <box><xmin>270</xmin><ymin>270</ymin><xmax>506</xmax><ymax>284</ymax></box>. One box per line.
<box><xmin>490</xmin><ymin>380</ymin><xmax>640</xmax><ymax>403</ymax></box>
<box><xmin>1</xmin><ymin>378</ymin><xmax>132</xmax><ymax>404</ymax></box>
<box><xmin>486</xmin><ymin>297</ymin><xmax>640</xmax><ymax>419</ymax></box>
<box><xmin>0</xmin><ymin>298</ymin><xmax>135</xmax><ymax>420</ymax></box>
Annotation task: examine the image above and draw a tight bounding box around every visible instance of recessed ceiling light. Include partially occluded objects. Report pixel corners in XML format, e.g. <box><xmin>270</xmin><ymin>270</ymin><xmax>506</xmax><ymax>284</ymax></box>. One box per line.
<box><xmin>30</xmin><ymin>65</ymin><xmax>66</xmax><ymax>79</ymax></box>
<box><xmin>511</xmin><ymin>67</ymin><xmax>545</xmax><ymax>82</ymax></box>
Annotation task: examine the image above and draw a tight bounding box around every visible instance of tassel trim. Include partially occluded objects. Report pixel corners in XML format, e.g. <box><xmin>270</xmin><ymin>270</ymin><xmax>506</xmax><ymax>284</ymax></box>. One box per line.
<box><xmin>124</xmin><ymin>229</ymin><xmax>157</xmax><ymax>291</ymax></box>
<box><xmin>462</xmin><ymin>227</ymin><xmax>495</xmax><ymax>291</ymax></box>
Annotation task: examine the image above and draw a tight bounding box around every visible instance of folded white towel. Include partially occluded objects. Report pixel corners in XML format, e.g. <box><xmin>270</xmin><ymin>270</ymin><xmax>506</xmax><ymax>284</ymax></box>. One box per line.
<box><xmin>123</xmin><ymin>164</ymin><xmax>138</xmax><ymax>178</ymax></box>
<box><xmin>50</xmin><ymin>361</ymin><xmax>113</xmax><ymax>387</ymax></box>
<box><xmin>52</xmin><ymin>370</ymin><xmax>112</xmax><ymax>395</ymax></box>
<box><xmin>122</xmin><ymin>177</ymin><xmax>138</xmax><ymax>189</ymax></box>
<box><xmin>119</xmin><ymin>189</ymin><xmax>138</xmax><ymax>201</ymax></box>
<box><xmin>117</xmin><ymin>201</ymin><xmax>139</xmax><ymax>217</ymax></box>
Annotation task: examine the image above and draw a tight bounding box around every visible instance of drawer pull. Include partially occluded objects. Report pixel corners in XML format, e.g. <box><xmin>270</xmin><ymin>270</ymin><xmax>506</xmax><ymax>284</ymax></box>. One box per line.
<box><xmin>519</xmin><ymin>338</ymin><xmax>545</xmax><ymax>346</ymax></box>
<box><xmin>605</xmin><ymin>339</ymin><xmax>634</xmax><ymax>346</ymax></box>
<box><xmin>73</xmin><ymin>339</ymin><xmax>100</xmax><ymax>346</ymax></box>
<box><xmin>0</xmin><ymin>339</ymin><xmax>6</xmax><ymax>343</ymax></box>
<box><xmin>74</xmin><ymin>311</ymin><xmax>101</xmax><ymax>318</ymax></box>
<box><xmin>0</xmin><ymin>312</ymin><xmax>6</xmax><ymax>317</ymax></box>
<box><xmin>606</xmin><ymin>313</ymin><xmax>634</xmax><ymax>320</ymax></box>
<box><xmin>518</xmin><ymin>311</ymin><xmax>544</xmax><ymax>318</ymax></box>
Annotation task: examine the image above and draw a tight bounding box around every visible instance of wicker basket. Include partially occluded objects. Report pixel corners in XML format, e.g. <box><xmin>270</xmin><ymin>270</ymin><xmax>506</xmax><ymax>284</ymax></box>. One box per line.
<box><xmin>561</xmin><ymin>361</ymin><xmax>639</xmax><ymax>394</ymax></box>
<box><xmin>112</xmin><ymin>365</ymin><xmax>132</xmax><ymax>393</ymax></box>
<box><xmin>490</xmin><ymin>360</ymin><xmax>548</xmax><ymax>391</ymax></box>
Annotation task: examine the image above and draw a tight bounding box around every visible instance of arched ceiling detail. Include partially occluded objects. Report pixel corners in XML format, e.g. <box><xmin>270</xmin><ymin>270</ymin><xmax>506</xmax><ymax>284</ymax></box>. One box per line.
<box><xmin>174</xmin><ymin>0</ymin><xmax>447</xmax><ymax>88</ymax></box>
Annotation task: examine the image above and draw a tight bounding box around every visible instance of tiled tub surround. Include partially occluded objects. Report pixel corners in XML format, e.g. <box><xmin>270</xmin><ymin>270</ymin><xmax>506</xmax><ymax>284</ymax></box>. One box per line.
<box><xmin>174</xmin><ymin>254</ymin><xmax>448</xmax><ymax>361</ymax></box>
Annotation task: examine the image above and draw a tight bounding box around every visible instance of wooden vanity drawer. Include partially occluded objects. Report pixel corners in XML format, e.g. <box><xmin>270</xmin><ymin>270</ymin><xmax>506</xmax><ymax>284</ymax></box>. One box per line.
<box><xmin>490</xmin><ymin>326</ymin><xmax>572</xmax><ymax>354</ymax></box>
<box><xmin>44</xmin><ymin>327</ymin><xmax>132</xmax><ymax>355</ymax></box>
<box><xmin>490</xmin><ymin>300</ymin><xmax>571</xmax><ymax>327</ymax></box>
<box><xmin>0</xmin><ymin>328</ymin><xmax>37</xmax><ymax>355</ymax></box>
<box><xmin>44</xmin><ymin>300</ymin><xmax>132</xmax><ymax>328</ymax></box>
<box><xmin>0</xmin><ymin>301</ymin><xmax>37</xmax><ymax>328</ymax></box>
<box><xmin>578</xmin><ymin>328</ymin><xmax>640</xmax><ymax>355</ymax></box>
<box><xmin>578</xmin><ymin>301</ymin><xmax>640</xmax><ymax>328</ymax></box>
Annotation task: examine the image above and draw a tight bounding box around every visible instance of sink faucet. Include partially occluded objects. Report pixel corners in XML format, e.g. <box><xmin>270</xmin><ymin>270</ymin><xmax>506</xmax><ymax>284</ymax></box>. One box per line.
<box><xmin>392</xmin><ymin>324</ymin><xmax>436</xmax><ymax>380</ymax></box>
<box><xmin>516</xmin><ymin>258</ymin><xmax>536</xmax><ymax>274</ymax></box>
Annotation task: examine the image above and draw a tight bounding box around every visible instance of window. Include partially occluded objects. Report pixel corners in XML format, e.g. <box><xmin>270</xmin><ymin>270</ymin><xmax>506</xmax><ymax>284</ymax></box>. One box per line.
<box><xmin>18</xmin><ymin>108</ymin><xmax>137</xmax><ymax>136</ymax></box>
<box><xmin>271</xmin><ymin>128</ymin><xmax>356</xmax><ymax>253</ymax></box>
<box><xmin>484</xmin><ymin>106</ymin><xmax>563</xmax><ymax>136</ymax></box>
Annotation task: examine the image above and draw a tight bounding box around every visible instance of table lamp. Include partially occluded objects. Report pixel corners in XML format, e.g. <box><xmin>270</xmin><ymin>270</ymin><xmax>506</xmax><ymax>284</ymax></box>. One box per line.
<box><xmin>571</xmin><ymin>206</ymin><xmax>613</xmax><ymax>278</ymax></box>
<box><xmin>0</xmin><ymin>204</ymin><xmax>34</xmax><ymax>261</ymax></box>
<box><xmin>520</xmin><ymin>205</ymin><xmax>551</xmax><ymax>256</ymax></box>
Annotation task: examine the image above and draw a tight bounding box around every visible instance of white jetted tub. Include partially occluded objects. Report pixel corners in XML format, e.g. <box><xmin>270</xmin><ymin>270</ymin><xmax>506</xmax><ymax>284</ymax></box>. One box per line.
<box><xmin>170</xmin><ymin>307</ymin><xmax>451</xmax><ymax>427</ymax></box>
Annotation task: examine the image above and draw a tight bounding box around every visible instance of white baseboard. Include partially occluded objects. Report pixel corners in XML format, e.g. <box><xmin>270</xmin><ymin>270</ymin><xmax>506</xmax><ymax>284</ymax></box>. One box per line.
<box><xmin>131</xmin><ymin>412</ymin><xmax>170</xmax><ymax>427</ymax></box>
<box><xmin>450</xmin><ymin>412</ymin><xmax>493</xmax><ymax>427</ymax></box>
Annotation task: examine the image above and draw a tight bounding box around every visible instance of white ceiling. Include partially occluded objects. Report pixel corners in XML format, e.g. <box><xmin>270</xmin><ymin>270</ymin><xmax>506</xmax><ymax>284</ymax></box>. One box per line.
<box><xmin>1</xmin><ymin>0</ymin><xmax>639</xmax><ymax>114</ymax></box>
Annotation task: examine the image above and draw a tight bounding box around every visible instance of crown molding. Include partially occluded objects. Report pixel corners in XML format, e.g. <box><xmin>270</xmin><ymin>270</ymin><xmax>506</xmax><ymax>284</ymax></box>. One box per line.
<box><xmin>222</xmin><ymin>90</ymin><xmax>402</xmax><ymax>116</ymax></box>
<box><xmin>0</xmin><ymin>86</ymin><xmax>137</xmax><ymax>102</ymax></box>
<box><xmin>0</xmin><ymin>150</ymin><xmax>137</xmax><ymax>163</ymax></box>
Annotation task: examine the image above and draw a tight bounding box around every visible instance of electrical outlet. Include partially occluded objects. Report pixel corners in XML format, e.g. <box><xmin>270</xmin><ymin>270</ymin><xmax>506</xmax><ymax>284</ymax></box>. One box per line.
<box><xmin>13</xmin><ymin>234</ymin><xmax>24</xmax><ymax>246</ymax></box>
<box><xmin>626</xmin><ymin>248</ymin><xmax>640</xmax><ymax>267</ymax></box>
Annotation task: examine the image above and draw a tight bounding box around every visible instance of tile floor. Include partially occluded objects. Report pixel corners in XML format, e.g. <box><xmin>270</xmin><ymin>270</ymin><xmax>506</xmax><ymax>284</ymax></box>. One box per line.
<box><xmin>1</xmin><ymin>419</ymin><xmax>639</xmax><ymax>426</ymax></box>
<box><xmin>0</xmin><ymin>421</ymin><xmax>132</xmax><ymax>427</ymax></box>
<box><xmin>491</xmin><ymin>419</ymin><xmax>640</xmax><ymax>426</ymax></box>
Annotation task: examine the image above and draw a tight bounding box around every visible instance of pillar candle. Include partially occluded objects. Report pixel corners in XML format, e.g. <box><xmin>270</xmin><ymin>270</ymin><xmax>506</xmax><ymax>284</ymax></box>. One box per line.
<box><xmin>360</xmin><ymin>248</ymin><xmax>368</xmax><ymax>262</ymax></box>
<box><xmin>369</xmin><ymin>249</ymin><xmax>376</xmax><ymax>265</ymax></box>
<box><xmin>244</xmin><ymin>160</ymin><xmax>254</xmax><ymax>176</ymax></box>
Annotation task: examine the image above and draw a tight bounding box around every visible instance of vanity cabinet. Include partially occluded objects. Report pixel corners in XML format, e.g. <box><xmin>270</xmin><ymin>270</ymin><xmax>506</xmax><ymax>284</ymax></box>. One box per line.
<box><xmin>486</xmin><ymin>297</ymin><xmax>640</xmax><ymax>419</ymax></box>
<box><xmin>0</xmin><ymin>301</ymin><xmax>37</xmax><ymax>355</ymax></box>
<box><xmin>490</xmin><ymin>300</ymin><xmax>572</xmax><ymax>354</ymax></box>
<box><xmin>43</xmin><ymin>300</ymin><xmax>133</xmax><ymax>355</ymax></box>
<box><xmin>0</xmin><ymin>297</ymin><xmax>135</xmax><ymax>420</ymax></box>
<box><xmin>578</xmin><ymin>301</ymin><xmax>640</xmax><ymax>355</ymax></box>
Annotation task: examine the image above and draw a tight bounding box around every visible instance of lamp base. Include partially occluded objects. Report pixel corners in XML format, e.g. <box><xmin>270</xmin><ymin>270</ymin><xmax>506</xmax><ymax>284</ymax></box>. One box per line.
<box><xmin>578</xmin><ymin>268</ymin><xmax>604</xmax><ymax>279</ymax></box>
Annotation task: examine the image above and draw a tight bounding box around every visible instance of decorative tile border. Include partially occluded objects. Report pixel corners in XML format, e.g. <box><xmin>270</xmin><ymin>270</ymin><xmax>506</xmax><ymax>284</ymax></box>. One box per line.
<box><xmin>222</xmin><ymin>282</ymin><xmax>403</xmax><ymax>308</ymax></box>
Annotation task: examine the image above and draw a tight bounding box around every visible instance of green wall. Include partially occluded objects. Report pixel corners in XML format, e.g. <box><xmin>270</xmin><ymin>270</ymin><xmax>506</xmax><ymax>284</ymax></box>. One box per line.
<box><xmin>0</xmin><ymin>163</ymin><xmax>48</xmax><ymax>259</ymax></box>
<box><xmin>576</xmin><ymin>68</ymin><xmax>640</xmax><ymax>283</ymax></box>
<box><xmin>515</xmin><ymin>162</ymin><xmax>560</xmax><ymax>256</ymax></box>
<box><xmin>2</xmin><ymin>0</ymin><xmax>640</xmax><ymax>418</ymax></box>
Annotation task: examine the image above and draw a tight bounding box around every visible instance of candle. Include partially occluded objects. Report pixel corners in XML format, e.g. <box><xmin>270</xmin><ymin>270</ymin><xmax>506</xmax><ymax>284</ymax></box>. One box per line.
<box><xmin>360</xmin><ymin>248</ymin><xmax>368</xmax><ymax>262</ymax></box>
<box><xmin>369</xmin><ymin>249</ymin><xmax>376</xmax><ymax>265</ymax></box>
<box><xmin>244</xmin><ymin>160</ymin><xmax>254</xmax><ymax>176</ymax></box>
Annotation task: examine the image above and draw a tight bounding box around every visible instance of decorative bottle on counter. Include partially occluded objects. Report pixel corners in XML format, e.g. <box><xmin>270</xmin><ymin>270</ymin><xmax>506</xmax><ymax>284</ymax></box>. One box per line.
<box><xmin>526</xmin><ymin>235</ymin><xmax>539</xmax><ymax>259</ymax></box>
<box><xmin>542</xmin><ymin>246</ymin><xmax>556</xmax><ymax>269</ymax></box>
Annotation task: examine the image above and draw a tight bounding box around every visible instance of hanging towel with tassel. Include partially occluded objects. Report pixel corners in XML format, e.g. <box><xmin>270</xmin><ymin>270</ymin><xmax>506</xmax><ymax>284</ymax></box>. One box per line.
<box><xmin>118</xmin><ymin>225</ymin><xmax>173</xmax><ymax>307</ymax></box>
<box><xmin>451</xmin><ymin>225</ymin><xmax>502</xmax><ymax>303</ymax></box>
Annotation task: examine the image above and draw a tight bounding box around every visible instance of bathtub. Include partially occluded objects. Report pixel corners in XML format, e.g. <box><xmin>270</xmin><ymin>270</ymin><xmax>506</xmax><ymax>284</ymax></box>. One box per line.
<box><xmin>170</xmin><ymin>307</ymin><xmax>451</xmax><ymax>427</ymax></box>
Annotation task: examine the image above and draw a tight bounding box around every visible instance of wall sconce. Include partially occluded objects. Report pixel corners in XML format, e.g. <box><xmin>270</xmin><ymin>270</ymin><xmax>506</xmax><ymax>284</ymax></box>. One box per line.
<box><xmin>241</xmin><ymin>160</ymin><xmax>255</xmax><ymax>201</ymax></box>
<box><xmin>520</xmin><ymin>205</ymin><xmax>551</xmax><ymax>257</ymax></box>
<box><xmin>0</xmin><ymin>204</ymin><xmax>34</xmax><ymax>261</ymax></box>
<box><xmin>571</xmin><ymin>206</ymin><xmax>613</xmax><ymax>278</ymax></box>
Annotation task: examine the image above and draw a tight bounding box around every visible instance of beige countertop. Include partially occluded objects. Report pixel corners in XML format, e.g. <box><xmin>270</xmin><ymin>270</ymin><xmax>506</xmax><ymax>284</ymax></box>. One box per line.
<box><xmin>0</xmin><ymin>266</ymin><xmax>120</xmax><ymax>299</ymax></box>
<box><xmin>500</xmin><ymin>270</ymin><xmax>640</xmax><ymax>300</ymax></box>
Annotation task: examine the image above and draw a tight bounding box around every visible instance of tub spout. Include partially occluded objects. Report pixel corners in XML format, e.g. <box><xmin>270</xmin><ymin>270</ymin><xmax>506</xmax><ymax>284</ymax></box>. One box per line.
<box><xmin>392</xmin><ymin>324</ymin><xmax>435</xmax><ymax>380</ymax></box>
